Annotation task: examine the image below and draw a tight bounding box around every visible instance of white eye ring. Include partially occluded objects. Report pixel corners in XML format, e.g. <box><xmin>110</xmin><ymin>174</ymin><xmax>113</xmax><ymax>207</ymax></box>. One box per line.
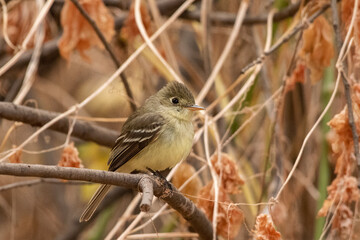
<box><xmin>171</xmin><ymin>97</ymin><xmax>179</xmax><ymax>104</ymax></box>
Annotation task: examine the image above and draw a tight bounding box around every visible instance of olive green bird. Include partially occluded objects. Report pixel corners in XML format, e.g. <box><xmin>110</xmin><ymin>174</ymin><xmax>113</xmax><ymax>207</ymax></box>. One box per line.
<box><xmin>79</xmin><ymin>81</ymin><xmax>204</xmax><ymax>222</ymax></box>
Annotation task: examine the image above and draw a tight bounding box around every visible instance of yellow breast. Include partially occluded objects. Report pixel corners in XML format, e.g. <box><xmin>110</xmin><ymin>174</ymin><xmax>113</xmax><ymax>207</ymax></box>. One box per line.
<box><xmin>118</xmin><ymin>119</ymin><xmax>194</xmax><ymax>173</ymax></box>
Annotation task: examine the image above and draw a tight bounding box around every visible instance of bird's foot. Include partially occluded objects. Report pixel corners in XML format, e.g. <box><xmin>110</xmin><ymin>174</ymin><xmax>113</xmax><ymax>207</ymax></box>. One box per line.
<box><xmin>146</xmin><ymin>167</ymin><xmax>174</xmax><ymax>191</ymax></box>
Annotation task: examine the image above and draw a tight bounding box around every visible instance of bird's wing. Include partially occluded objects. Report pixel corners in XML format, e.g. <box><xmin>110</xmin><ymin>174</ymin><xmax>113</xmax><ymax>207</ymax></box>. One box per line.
<box><xmin>107</xmin><ymin>113</ymin><xmax>165</xmax><ymax>172</ymax></box>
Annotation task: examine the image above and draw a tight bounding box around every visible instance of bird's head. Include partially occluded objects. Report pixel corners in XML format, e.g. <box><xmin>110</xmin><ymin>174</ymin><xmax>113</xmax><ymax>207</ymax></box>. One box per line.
<box><xmin>157</xmin><ymin>81</ymin><xmax>204</xmax><ymax>121</ymax></box>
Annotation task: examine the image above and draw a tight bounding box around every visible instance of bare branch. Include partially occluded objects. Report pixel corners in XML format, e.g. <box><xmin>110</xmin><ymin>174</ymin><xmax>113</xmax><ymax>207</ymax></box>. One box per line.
<box><xmin>0</xmin><ymin>163</ymin><xmax>213</xmax><ymax>239</ymax></box>
<box><xmin>0</xmin><ymin>102</ymin><xmax>118</xmax><ymax>147</ymax></box>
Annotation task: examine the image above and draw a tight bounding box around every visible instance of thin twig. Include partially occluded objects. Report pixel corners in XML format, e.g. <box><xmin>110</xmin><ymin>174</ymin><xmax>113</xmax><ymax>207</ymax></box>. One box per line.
<box><xmin>204</xmin><ymin>115</ymin><xmax>219</xmax><ymax>240</ymax></box>
<box><xmin>125</xmin><ymin>232</ymin><xmax>199</xmax><ymax>239</ymax></box>
<box><xmin>196</xmin><ymin>0</ymin><xmax>249</xmax><ymax>104</ymax></box>
<box><xmin>134</xmin><ymin>0</ymin><xmax>185</xmax><ymax>84</ymax></box>
<box><xmin>69</xmin><ymin>0</ymin><xmax>136</xmax><ymax>112</ymax></box>
<box><xmin>56</xmin><ymin>187</ymin><xmax>132</xmax><ymax>240</ymax></box>
<box><xmin>180</xmin><ymin>0</ymin><xmax>301</xmax><ymax>26</ymax></box>
<box><xmin>0</xmin><ymin>37</ymin><xmax>60</xmax><ymax>71</ymax></box>
<box><xmin>0</xmin><ymin>0</ymin><xmax>54</xmax><ymax>77</ymax></box>
<box><xmin>268</xmin><ymin>28</ymin><xmax>303</xmax><ymax>198</ymax></box>
<box><xmin>274</xmin><ymin>46</ymin><xmax>343</xmax><ymax>201</ymax></box>
<box><xmin>12</xmin><ymin>0</ymin><xmax>45</xmax><ymax>104</ymax></box>
<box><xmin>240</xmin><ymin>4</ymin><xmax>330</xmax><ymax>75</ymax></box>
<box><xmin>222</xmin><ymin>88</ymin><xmax>282</xmax><ymax>148</ymax></box>
<box><xmin>0</xmin><ymin>0</ymin><xmax>16</xmax><ymax>50</ymax></box>
<box><xmin>105</xmin><ymin>194</ymin><xmax>141</xmax><ymax>240</ymax></box>
<box><xmin>200</xmin><ymin>0</ymin><xmax>213</xmax><ymax>76</ymax></box>
<box><xmin>0</xmin><ymin>162</ymin><xmax>213</xmax><ymax>240</ymax></box>
<box><xmin>148</xmin><ymin>0</ymin><xmax>181</xmax><ymax>75</ymax></box>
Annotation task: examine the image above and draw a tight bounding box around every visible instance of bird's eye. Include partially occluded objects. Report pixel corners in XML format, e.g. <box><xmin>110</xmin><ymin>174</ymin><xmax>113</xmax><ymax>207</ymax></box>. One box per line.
<box><xmin>171</xmin><ymin>97</ymin><xmax>179</xmax><ymax>104</ymax></box>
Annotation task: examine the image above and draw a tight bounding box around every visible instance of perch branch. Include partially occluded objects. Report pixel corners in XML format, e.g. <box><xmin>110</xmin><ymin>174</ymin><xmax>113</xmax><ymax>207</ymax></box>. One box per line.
<box><xmin>0</xmin><ymin>102</ymin><xmax>118</xmax><ymax>147</ymax></box>
<box><xmin>0</xmin><ymin>163</ymin><xmax>213</xmax><ymax>240</ymax></box>
<box><xmin>69</xmin><ymin>0</ymin><xmax>136</xmax><ymax>111</ymax></box>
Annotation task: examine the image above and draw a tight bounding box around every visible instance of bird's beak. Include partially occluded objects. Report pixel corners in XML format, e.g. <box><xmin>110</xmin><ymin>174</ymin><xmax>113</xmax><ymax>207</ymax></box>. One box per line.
<box><xmin>186</xmin><ymin>104</ymin><xmax>205</xmax><ymax>111</ymax></box>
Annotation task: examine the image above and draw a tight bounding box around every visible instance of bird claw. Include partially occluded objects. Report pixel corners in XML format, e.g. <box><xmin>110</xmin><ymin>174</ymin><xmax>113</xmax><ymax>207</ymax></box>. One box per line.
<box><xmin>146</xmin><ymin>167</ymin><xmax>174</xmax><ymax>191</ymax></box>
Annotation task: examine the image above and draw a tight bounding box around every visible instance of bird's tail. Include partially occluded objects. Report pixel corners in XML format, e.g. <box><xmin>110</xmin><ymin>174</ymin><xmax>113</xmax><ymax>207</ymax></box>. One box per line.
<box><xmin>79</xmin><ymin>184</ymin><xmax>111</xmax><ymax>222</ymax></box>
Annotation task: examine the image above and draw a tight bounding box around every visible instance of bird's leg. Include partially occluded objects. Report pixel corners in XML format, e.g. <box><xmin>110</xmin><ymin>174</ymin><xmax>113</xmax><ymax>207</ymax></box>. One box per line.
<box><xmin>146</xmin><ymin>167</ymin><xmax>174</xmax><ymax>191</ymax></box>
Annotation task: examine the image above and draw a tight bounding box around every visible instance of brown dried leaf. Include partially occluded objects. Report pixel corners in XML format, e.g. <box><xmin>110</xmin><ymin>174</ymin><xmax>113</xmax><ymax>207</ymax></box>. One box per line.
<box><xmin>318</xmin><ymin>176</ymin><xmax>359</xmax><ymax>217</ymax></box>
<box><xmin>197</xmin><ymin>182</ymin><xmax>244</xmax><ymax>239</ymax></box>
<box><xmin>120</xmin><ymin>2</ymin><xmax>152</xmax><ymax>41</ymax></box>
<box><xmin>285</xmin><ymin>62</ymin><xmax>306</xmax><ymax>93</ymax></box>
<box><xmin>327</xmin><ymin>84</ymin><xmax>360</xmax><ymax>176</ymax></box>
<box><xmin>58</xmin><ymin>0</ymin><xmax>114</xmax><ymax>60</ymax></box>
<box><xmin>331</xmin><ymin>204</ymin><xmax>354</xmax><ymax>240</ymax></box>
<box><xmin>9</xmin><ymin>146</ymin><xmax>22</xmax><ymax>163</ymax></box>
<box><xmin>172</xmin><ymin>163</ymin><xmax>202</xmax><ymax>203</ymax></box>
<box><xmin>211</xmin><ymin>153</ymin><xmax>244</xmax><ymax>194</ymax></box>
<box><xmin>341</xmin><ymin>0</ymin><xmax>360</xmax><ymax>66</ymax></box>
<box><xmin>327</xmin><ymin>108</ymin><xmax>355</xmax><ymax>176</ymax></box>
<box><xmin>253</xmin><ymin>214</ymin><xmax>281</xmax><ymax>240</ymax></box>
<box><xmin>299</xmin><ymin>16</ymin><xmax>334</xmax><ymax>83</ymax></box>
<box><xmin>1</xmin><ymin>1</ymin><xmax>52</xmax><ymax>52</ymax></box>
<box><xmin>58</xmin><ymin>142</ymin><xmax>84</xmax><ymax>168</ymax></box>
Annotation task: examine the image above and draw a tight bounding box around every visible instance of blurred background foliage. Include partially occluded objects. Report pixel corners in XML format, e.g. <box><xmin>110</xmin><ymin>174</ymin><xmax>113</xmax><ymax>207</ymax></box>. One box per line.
<box><xmin>1</xmin><ymin>0</ymin><xmax>359</xmax><ymax>239</ymax></box>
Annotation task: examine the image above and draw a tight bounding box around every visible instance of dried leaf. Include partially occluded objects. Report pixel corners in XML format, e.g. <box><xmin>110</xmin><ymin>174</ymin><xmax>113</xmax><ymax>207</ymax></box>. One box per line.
<box><xmin>318</xmin><ymin>176</ymin><xmax>359</xmax><ymax>217</ymax></box>
<box><xmin>197</xmin><ymin>182</ymin><xmax>243</xmax><ymax>239</ymax></box>
<box><xmin>211</xmin><ymin>153</ymin><xmax>244</xmax><ymax>194</ymax></box>
<box><xmin>332</xmin><ymin>204</ymin><xmax>353</xmax><ymax>240</ymax></box>
<box><xmin>299</xmin><ymin>16</ymin><xmax>334</xmax><ymax>83</ymax></box>
<box><xmin>253</xmin><ymin>214</ymin><xmax>281</xmax><ymax>240</ymax></box>
<box><xmin>58</xmin><ymin>0</ymin><xmax>114</xmax><ymax>60</ymax></box>
<box><xmin>320</xmin><ymin>81</ymin><xmax>360</xmax><ymax>239</ymax></box>
<box><xmin>1</xmin><ymin>1</ymin><xmax>51</xmax><ymax>52</ymax></box>
<box><xmin>327</xmin><ymin>84</ymin><xmax>360</xmax><ymax>176</ymax></box>
<box><xmin>341</xmin><ymin>0</ymin><xmax>360</xmax><ymax>66</ymax></box>
<box><xmin>327</xmin><ymin>108</ymin><xmax>355</xmax><ymax>176</ymax></box>
<box><xmin>285</xmin><ymin>62</ymin><xmax>306</xmax><ymax>93</ymax></box>
<box><xmin>9</xmin><ymin>146</ymin><xmax>22</xmax><ymax>163</ymax></box>
<box><xmin>172</xmin><ymin>163</ymin><xmax>202</xmax><ymax>203</ymax></box>
<box><xmin>120</xmin><ymin>2</ymin><xmax>152</xmax><ymax>41</ymax></box>
<box><xmin>58</xmin><ymin>142</ymin><xmax>84</xmax><ymax>168</ymax></box>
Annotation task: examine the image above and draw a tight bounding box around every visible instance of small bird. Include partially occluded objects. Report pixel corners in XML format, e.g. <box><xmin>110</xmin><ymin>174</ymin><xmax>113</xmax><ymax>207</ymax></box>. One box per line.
<box><xmin>79</xmin><ymin>81</ymin><xmax>204</xmax><ymax>222</ymax></box>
